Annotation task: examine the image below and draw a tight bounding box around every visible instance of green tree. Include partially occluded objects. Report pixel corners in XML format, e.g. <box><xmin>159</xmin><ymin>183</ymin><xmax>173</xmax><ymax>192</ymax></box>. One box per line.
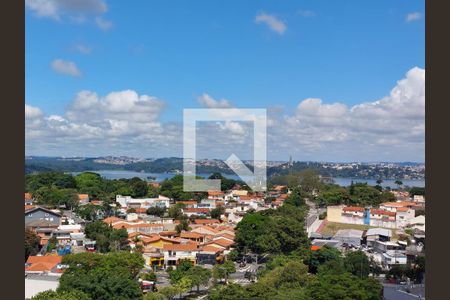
<box><xmin>343</xmin><ymin>250</ymin><xmax>370</xmax><ymax>278</ymax></box>
<box><xmin>210</xmin><ymin>206</ymin><xmax>225</xmax><ymax>220</ymax></box>
<box><xmin>175</xmin><ymin>277</ymin><xmax>193</xmax><ymax>298</ymax></box>
<box><xmin>141</xmin><ymin>271</ymin><xmax>157</xmax><ymax>282</ymax></box>
<box><xmin>25</xmin><ymin>229</ymin><xmax>40</xmax><ymax>261</ymax></box>
<box><xmin>143</xmin><ymin>292</ymin><xmax>166</xmax><ymax>300</ymax></box>
<box><xmin>212</xmin><ymin>261</ymin><xmax>236</xmax><ymax>284</ymax></box>
<box><xmin>147</xmin><ymin>206</ymin><xmax>166</xmax><ymax>217</ymax></box>
<box><xmin>187</xmin><ymin>266</ymin><xmax>211</xmax><ymax>292</ymax></box>
<box><xmin>168</xmin><ymin>203</ymin><xmax>185</xmax><ymax>220</ymax></box>
<box><xmin>31</xmin><ymin>289</ymin><xmax>91</xmax><ymax>300</ymax></box>
<box><xmin>74</xmin><ymin>172</ymin><xmax>104</xmax><ymax>198</ymax></box>
<box><xmin>130</xmin><ymin>177</ymin><xmax>148</xmax><ymax>197</ymax></box>
<box><xmin>306</xmin><ymin>273</ymin><xmax>382</xmax><ymax>300</ymax></box>
<box><xmin>306</xmin><ymin>246</ymin><xmax>342</xmax><ymax>274</ymax></box>
<box><xmin>59</xmin><ymin>252</ymin><xmax>144</xmax><ymax>300</ymax></box>
<box><xmin>175</xmin><ymin>219</ymin><xmax>190</xmax><ymax>234</ymax></box>
<box><xmin>158</xmin><ymin>286</ymin><xmax>179</xmax><ymax>300</ymax></box>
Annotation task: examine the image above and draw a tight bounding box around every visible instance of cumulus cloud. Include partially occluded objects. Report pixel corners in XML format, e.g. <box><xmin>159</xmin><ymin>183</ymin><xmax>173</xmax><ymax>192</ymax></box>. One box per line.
<box><xmin>255</xmin><ymin>13</ymin><xmax>287</xmax><ymax>35</ymax></box>
<box><xmin>51</xmin><ymin>59</ymin><xmax>82</xmax><ymax>77</ymax></box>
<box><xmin>406</xmin><ymin>12</ymin><xmax>422</xmax><ymax>23</ymax></box>
<box><xmin>270</xmin><ymin>67</ymin><xmax>425</xmax><ymax>161</ymax></box>
<box><xmin>297</xmin><ymin>10</ymin><xmax>316</xmax><ymax>17</ymax></box>
<box><xmin>25</xmin><ymin>90</ymin><xmax>176</xmax><ymax>156</ymax></box>
<box><xmin>26</xmin><ymin>0</ymin><xmax>107</xmax><ymax>18</ymax></box>
<box><xmin>74</xmin><ymin>44</ymin><xmax>92</xmax><ymax>54</ymax></box>
<box><xmin>197</xmin><ymin>93</ymin><xmax>232</xmax><ymax>108</ymax></box>
<box><xmin>95</xmin><ymin>16</ymin><xmax>113</xmax><ymax>31</ymax></box>
<box><xmin>26</xmin><ymin>0</ymin><xmax>113</xmax><ymax>30</ymax></box>
<box><xmin>25</xmin><ymin>67</ymin><xmax>425</xmax><ymax>161</ymax></box>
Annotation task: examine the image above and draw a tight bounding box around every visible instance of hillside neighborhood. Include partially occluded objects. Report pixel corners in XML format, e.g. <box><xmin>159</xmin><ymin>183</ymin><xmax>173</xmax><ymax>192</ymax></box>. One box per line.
<box><xmin>24</xmin><ymin>171</ymin><xmax>425</xmax><ymax>299</ymax></box>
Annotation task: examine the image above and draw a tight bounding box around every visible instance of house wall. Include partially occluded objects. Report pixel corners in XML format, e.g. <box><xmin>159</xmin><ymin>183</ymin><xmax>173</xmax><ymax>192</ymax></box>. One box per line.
<box><xmin>327</xmin><ymin>206</ymin><xmax>343</xmax><ymax>223</ymax></box>
<box><xmin>341</xmin><ymin>215</ymin><xmax>365</xmax><ymax>225</ymax></box>
<box><xmin>369</xmin><ymin>218</ymin><xmax>396</xmax><ymax>229</ymax></box>
<box><xmin>25</xmin><ymin>210</ymin><xmax>61</xmax><ymax>226</ymax></box>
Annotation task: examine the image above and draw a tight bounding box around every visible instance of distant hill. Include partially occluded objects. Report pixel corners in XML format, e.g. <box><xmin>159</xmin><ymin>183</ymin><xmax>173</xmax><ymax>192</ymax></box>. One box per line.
<box><xmin>24</xmin><ymin>156</ymin><xmax>425</xmax><ymax>180</ymax></box>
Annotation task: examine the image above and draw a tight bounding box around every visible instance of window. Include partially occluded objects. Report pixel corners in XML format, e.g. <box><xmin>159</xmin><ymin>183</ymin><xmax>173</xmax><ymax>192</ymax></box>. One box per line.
<box><xmin>45</xmin><ymin>213</ymin><xmax>49</xmax><ymax>217</ymax></box>
<box><xmin>28</xmin><ymin>214</ymin><xmax>32</xmax><ymax>217</ymax></box>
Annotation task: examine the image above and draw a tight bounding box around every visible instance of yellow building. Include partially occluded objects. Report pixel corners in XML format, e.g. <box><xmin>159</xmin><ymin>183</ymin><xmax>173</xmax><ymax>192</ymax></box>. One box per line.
<box><xmin>326</xmin><ymin>205</ymin><xmax>344</xmax><ymax>223</ymax></box>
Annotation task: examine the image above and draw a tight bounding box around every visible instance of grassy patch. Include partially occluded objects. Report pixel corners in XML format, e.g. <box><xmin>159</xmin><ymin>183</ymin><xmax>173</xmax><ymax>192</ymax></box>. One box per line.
<box><xmin>320</xmin><ymin>221</ymin><xmax>398</xmax><ymax>239</ymax></box>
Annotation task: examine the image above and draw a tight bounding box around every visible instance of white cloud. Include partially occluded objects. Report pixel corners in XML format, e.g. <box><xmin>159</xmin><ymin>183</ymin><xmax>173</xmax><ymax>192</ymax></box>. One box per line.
<box><xmin>197</xmin><ymin>93</ymin><xmax>232</xmax><ymax>108</ymax></box>
<box><xmin>25</xmin><ymin>90</ymin><xmax>174</xmax><ymax>156</ymax></box>
<box><xmin>255</xmin><ymin>13</ymin><xmax>287</xmax><ymax>35</ymax></box>
<box><xmin>26</xmin><ymin>0</ymin><xmax>107</xmax><ymax>19</ymax></box>
<box><xmin>25</xmin><ymin>67</ymin><xmax>425</xmax><ymax>161</ymax></box>
<box><xmin>51</xmin><ymin>59</ymin><xmax>82</xmax><ymax>77</ymax></box>
<box><xmin>297</xmin><ymin>10</ymin><xmax>316</xmax><ymax>17</ymax></box>
<box><xmin>271</xmin><ymin>67</ymin><xmax>425</xmax><ymax>161</ymax></box>
<box><xmin>406</xmin><ymin>12</ymin><xmax>422</xmax><ymax>23</ymax></box>
<box><xmin>26</xmin><ymin>0</ymin><xmax>112</xmax><ymax>30</ymax></box>
<box><xmin>74</xmin><ymin>44</ymin><xmax>92</xmax><ymax>54</ymax></box>
<box><xmin>95</xmin><ymin>16</ymin><xmax>113</xmax><ymax>31</ymax></box>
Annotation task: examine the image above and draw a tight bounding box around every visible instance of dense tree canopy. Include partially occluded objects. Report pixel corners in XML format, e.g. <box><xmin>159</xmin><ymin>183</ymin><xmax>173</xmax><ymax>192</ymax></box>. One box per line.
<box><xmin>25</xmin><ymin>229</ymin><xmax>40</xmax><ymax>261</ymax></box>
<box><xmin>84</xmin><ymin>221</ymin><xmax>129</xmax><ymax>253</ymax></box>
<box><xmin>59</xmin><ymin>252</ymin><xmax>144</xmax><ymax>300</ymax></box>
<box><xmin>235</xmin><ymin>190</ymin><xmax>309</xmax><ymax>256</ymax></box>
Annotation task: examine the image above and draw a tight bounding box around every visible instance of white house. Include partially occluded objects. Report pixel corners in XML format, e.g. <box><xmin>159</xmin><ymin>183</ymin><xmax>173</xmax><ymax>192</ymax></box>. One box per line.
<box><xmin>116</xmin><ymin>195</ymin><xmax>170</xmax><ymax>209</ymax></box>
<box><xmin>382</xmin><ymin>251</ymin><xmax>407</xmax><ymax>266</ymax></box>
<box><xmin>162</xmin><ymin>243</ymin><xmax>199</xmax><ymax>268</ymax></box>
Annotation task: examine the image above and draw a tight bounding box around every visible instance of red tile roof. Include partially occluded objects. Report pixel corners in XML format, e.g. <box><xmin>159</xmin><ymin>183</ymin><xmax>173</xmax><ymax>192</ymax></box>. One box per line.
<box><xmin>370</xmin><ymin>209</ymin><xmax>396</xmax><ymax>217</ymax></box>
<box><xmin>180</xmin><ymin>231</ymin><xmax>204</xmax><ymax>239</ymax></box>
<box><xmin>210</xmin><ymin>238</ymin><xmax>234</xmax><ymax>248</ymax></box>
<box><xmin>343</xmin><ymin>206</ymin><xmax>365</xmax><ymax>212</ymax></box>
<box><xmin>25</xmin><ymin>193</ymin><xmax>33</xmax><ymax>200</ymax></box>
<box><xmin>103</xmin><ymin>216</ymin><xmax>123</xmax><ymax>225</ymax></box>
<box><xmin>184</xmin><ymin>208</ymin><xmax>210</xmax><ymax>214</ymax></box>
<box><xmin>163</xmin><ymin>243</ymin><xmax>199</xmax><ymax>251</ymax></box>
<box><xmin>200</xmin><ymin>245</ymin><xmax>223</xmax><ymax>254</ymax></box>
<box><xmin>208</xmin><ymin>191</ymin><xmax>224</xmax><ymax>196</ymax></box>
<box><xmin>194</xmin><ymin>219</ymin><xmax>220</xmax><ymax>225</ymax></box>
<box><xmin>26</xmin><ymin>256</ymin><xmax>62</xmax><ymax>272</ymax></box>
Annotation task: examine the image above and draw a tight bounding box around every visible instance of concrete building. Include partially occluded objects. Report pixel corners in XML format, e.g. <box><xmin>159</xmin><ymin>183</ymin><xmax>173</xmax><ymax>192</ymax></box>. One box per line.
<box><xmin>333</xmin><ymin>229</ymin><xmax>364</xmax><ymax>247</ymax></box>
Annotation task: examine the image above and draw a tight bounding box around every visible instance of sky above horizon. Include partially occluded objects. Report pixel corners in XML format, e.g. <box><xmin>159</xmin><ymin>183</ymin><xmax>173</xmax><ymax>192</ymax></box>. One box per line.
<box><xmin>25</xmin><ymin>0</ymin><xmax>425</xmax><ymax>162</ymax></box>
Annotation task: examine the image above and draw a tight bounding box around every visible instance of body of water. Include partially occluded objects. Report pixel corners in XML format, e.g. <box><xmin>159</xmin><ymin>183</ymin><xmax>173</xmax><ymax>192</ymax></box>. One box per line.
<box><xmin>72</xmin><ymin>170</ymin><xmax>425</xmax><ymax>187</ymax></box>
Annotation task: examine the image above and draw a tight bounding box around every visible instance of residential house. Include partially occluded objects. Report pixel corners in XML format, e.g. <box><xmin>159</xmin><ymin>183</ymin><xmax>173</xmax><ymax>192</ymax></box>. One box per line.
<box><xmin>163</xmin><ymin>243</ymin><xmax>200</xmax><ymax>268</ymax></box>
<box><xmin>395</xmin><ymin>207</ymin><xmax>415</xmax><ymax>228</ymax></box>
<box><xmin>365</xmin><ymin>228</ymin><xmax>392</xmax><ymax>247</ymax></box>
<box><xmin>180</xmin><ymin>231</ymin><xmax>205</xmax><ymax>243</ymax></box>
<box><xmin>25</xmin><ymin>255</ymin><xmax>63</xmax><ymax>274</ymax></box>
<box><xmin>408</xmin><ymin>215</ymin><xmax>425</xmax><ymax>231</ymax></box>
<box><xmin>182</xmin><ymin>208</ymin><xmax>210</xmax><ymax>217</ymax></box>
<box><xmin>77</xmin><ymin>194</ymin><xmax>89</xmax><ymax>205</ymax></box>
<box><xmin>208</xmin><ymin>191</ymin><xmax>225</xmax><ymax>200</ymax></box>
<box><xmin>25</xmin><ymin>192</ymin><xmax>34</xmax><ymax>205</ymax></box>
<box><xmin>369</xmin><ymin>209</ymin><xmax>397</xmax><ymax>229</ymax></box>
<box><xmin>382</xmin><ymin>251</ymin><xmax>407</xmax><ymax>266</ymax></box>
<box><xmin>193</xmin><ymin>219</ymin><xmax>221</xmax><ymax>226</ymax></box>
<box><xmin>196</xmin><ymin>245</ymin><xmax>224</xmax><ymax>265</ymax></box>
<box><xmin>333</xmin><ymin>229</ymin><xmax>364</xmax><ymax>247</ymax></box>
<box><xmin>25</xmin><ymin>207</ymin><xmax>62</xmax><ymax>228</ymax></box>
<box><xmin>112</xmin><ymin>222</ymin><xmax>164</xmax><ymax>234</ymax></box>
<box><xmin>116</xmin><ymin>195</ymin><xmax>170</xmax><ymax>209</ymax></box>
<box><xmin>341</xmin><ymin>207</ymin><xmax>366</xmax><ymax>225</ymax></box>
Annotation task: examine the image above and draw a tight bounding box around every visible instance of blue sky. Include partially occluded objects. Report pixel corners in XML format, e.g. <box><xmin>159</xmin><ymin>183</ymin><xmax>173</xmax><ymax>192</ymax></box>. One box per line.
<box><xmin>25</xmin><ymin>0</ymin><xmax>425</xmax><ymax>162</ymax></box>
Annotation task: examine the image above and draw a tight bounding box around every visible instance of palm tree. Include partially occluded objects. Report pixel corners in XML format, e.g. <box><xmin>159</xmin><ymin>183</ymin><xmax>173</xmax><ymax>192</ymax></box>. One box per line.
<box><xmin>394</xmin><ymin>180</ymin><xmax>403</xmax><ymax>190</ymax></box>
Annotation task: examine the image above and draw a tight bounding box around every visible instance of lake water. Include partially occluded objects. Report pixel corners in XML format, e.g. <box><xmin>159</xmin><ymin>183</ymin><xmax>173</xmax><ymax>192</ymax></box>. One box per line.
<box><xmin>72</xmin><ymin>170</ymin><xmax>425</xmax><ymax>187</ymax></box>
